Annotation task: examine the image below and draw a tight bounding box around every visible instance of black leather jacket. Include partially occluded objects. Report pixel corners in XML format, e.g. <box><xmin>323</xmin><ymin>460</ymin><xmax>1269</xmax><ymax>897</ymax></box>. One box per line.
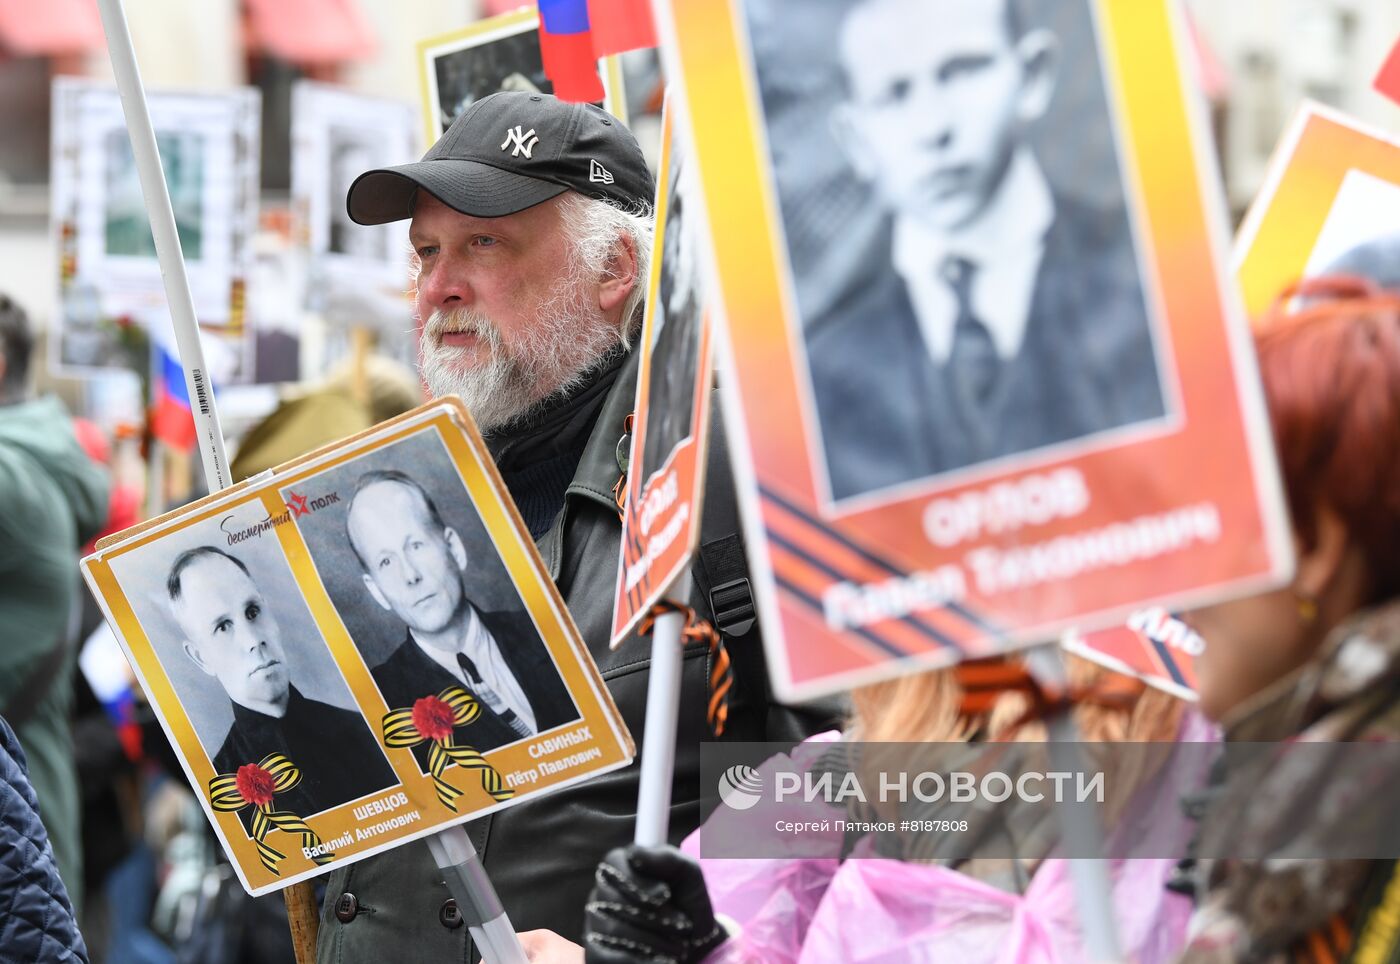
<box><xmin>316</xmin><ymin>349</ymin><xmax>839</xmax><ymax>962</ymax></box>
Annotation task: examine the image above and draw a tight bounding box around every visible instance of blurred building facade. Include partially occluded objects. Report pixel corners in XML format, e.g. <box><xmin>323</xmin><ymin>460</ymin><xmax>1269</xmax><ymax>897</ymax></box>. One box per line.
<box><xmin>1188</xmin><ymin>0</ymin><xmax>1400</xmax><ymax>215</ymax></box>
<box><xmin>0</xmin><ymin>0</ymin><xmax>478</xmax><ymax>332</ymax></box>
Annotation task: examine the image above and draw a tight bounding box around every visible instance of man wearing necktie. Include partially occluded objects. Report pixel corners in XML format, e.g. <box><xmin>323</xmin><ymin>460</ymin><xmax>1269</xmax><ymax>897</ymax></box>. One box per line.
<box><xmin>344</xmin><ymin>469</ymin><xmax>578</xmax><ymax>765</ymax></box>
<box><xmin>804</xmin><ymin>0</ymin><xmax>1166</xmax><ymax>502</ymax></box>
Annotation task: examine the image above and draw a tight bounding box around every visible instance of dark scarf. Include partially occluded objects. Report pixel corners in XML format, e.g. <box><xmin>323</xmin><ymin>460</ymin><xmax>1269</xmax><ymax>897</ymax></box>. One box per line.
<box><xmin>484</xmin><ymin>350</ymin><xmax>626</xmax><ymax>540</ymax></box>
<box><xmin>1180</xmin><ymin>598</ymin><xmax>1400</xmax><ymax>961</ymax></box>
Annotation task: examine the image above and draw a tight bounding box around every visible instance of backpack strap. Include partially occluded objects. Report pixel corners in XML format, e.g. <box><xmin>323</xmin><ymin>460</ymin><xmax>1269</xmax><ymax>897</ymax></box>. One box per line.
<box><xmin>691</xmin><ymin>397</ymin><xmax>756</xmax><ymax>641</ymax></box>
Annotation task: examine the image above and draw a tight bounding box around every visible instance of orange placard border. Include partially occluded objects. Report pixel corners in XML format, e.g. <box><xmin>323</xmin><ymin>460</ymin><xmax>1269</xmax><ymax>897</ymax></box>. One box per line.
<box><xmin>652</xmin><ymin>0</ymin><xmax>1293</xmax><ymax>701</ymax></box>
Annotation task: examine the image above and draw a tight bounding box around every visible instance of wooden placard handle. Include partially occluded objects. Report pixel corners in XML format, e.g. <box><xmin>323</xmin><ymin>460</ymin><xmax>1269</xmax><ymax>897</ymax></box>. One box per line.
<box><xmin>284</xmin><ymin>880</ymin><xmax>320</xmax><ymax>964</ymax></box>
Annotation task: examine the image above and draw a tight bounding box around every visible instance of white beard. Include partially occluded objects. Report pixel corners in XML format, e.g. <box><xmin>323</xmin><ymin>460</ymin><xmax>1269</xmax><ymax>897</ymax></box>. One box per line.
<box><xmin>419</xmin><ymin>271</ymin><xmax>624</xmax><ymax>434</ymax></box>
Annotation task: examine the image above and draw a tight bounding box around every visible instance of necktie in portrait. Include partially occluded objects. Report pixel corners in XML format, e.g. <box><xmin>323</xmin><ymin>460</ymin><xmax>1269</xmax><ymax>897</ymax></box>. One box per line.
<box><xmin>457</xmin><ymin>652</ymin><xmax>533</xmax><ymax>738</ymax></box>
<box><xmin>942</xmin><ymin>255</ymin><xmax>1001</xmax><ymax>411</ymax></box>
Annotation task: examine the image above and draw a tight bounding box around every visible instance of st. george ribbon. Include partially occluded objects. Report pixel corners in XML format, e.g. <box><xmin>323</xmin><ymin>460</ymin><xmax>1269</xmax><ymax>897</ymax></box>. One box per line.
<box><xmin>91</xmin><ymin>1</ymin><xmax>528</xmax><ymax>961</ymax></box>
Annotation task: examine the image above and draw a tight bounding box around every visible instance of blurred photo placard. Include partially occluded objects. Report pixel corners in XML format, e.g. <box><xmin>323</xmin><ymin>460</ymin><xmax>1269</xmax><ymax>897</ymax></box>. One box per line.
<box><xmin>416</xmin><ymin>7</ymin><xmax>626</xmax><ymax>147</ymax></box>
<box><xmin>610</xmin><ymin>101</ymin><xmax>716</xmax><ymax>645</ymax></box>
<box><xmin>1063</xmin><ymin>609</ymin><xmax>1200</xmax><ymax>701</ymax></box>
<box><xmin>50</xmin><ymin>78</ymin><xmax>259</xmax><ymax>383</ymax></box>
<box><xmin>1234</xmin><ymin>102</ymin><xmax>1400</xmax><ymax>314</ymax></box>
<box><xmin>655</xmin><ymin>0</ymin><xmax>1292</xmax><ymax>700</ymax></box>
<box><xmin>82</xmin><ymin>401</ymin><xmax>634</xmax><ymax>895</ymax></box>
<box><xmin>291</xmin><ymin>81</ymin><xmax>419</xmax><ymax>331</ymax></box>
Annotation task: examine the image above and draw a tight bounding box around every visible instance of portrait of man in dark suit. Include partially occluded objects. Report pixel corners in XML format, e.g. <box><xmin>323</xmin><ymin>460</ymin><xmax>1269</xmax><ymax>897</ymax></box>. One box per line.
<box><xmin>344</xmin><ymin>470</ymin><xmax>578</xmax><ymax>768</ymax></box>
<box><xmin>167</xmin><ymin>546</ymin><xmax>397</xmax><ymax>821</ymax></box>
<box><xmin>802</xmin><ymin>0</ymin><xmax>1166</xmax><ymax>502</ymax></box>
<box><xmin>639</xmin><ymin>150</ymin><xmax>702</xmax><ymax>485</ymax></box>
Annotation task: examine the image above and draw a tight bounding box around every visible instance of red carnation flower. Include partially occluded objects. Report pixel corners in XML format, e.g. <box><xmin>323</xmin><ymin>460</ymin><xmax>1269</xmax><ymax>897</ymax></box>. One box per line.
<box><xmin>235</xmin><ymin>763</ymin><xmax>276</xmax><ymax>807</ymax></box>
<box><xmin>412</xmin><ymin>695</ymin><xmax>456</xmax><ymax>742</ymax></box>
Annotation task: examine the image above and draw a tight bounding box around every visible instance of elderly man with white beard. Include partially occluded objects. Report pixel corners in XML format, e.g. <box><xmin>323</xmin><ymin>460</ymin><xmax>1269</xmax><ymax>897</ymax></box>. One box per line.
<box><xmin>316</xmin><ymin>92</ymin><xmax>836</xmax><ymax>962</ymax></box>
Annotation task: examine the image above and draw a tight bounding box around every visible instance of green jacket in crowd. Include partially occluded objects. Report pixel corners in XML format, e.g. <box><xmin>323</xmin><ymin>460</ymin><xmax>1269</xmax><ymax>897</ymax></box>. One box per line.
<box><xmin>0</xmin><ymin>396</ymin><xmax>109</xmax><ymax>909</ymax></box>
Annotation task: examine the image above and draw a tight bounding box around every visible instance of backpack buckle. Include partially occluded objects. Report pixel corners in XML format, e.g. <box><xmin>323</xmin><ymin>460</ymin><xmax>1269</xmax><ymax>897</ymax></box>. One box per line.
<box><xmin>709</xmin><ymin>577</ymin><xmax>755</xmax><ymax>637</ymax></box>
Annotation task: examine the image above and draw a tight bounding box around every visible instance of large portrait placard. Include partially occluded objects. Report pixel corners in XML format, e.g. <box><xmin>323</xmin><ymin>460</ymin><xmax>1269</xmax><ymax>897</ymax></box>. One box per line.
<box><xmin>1234</xmin><ymin>102</ymin><xmax>1400</xmax><ymax>314</ymax></box>
<box><xmin>83</xmin><ymin>401</ymin><xmax>633</xmax><ymax>895</ymax></box>
<box><xmin>654</xmin><ymin>0</ymin><xmax>1292</xmax><ymax>699</ymax></box>
<box><xmin>50</xmin><ymin>78</ymin><xmax>259</xmax><ymax>383</ymax></box>
<box><xmin>610</xmin><ymin>101</ymin><xmax>716</xmax><ymax>645</ymax></box>
<box><xmin>416</xmin><ymin>8</ymin><xmax>627</xmax><ymax>148</ymax></box>
<box><xmin>291</xmin><ymin>81</ymin><xmax>419</xmax><ymax>331</ymax></box>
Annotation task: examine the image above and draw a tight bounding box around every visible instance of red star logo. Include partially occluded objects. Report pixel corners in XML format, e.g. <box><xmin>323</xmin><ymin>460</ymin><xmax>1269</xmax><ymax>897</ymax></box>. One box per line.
<box><xmin>287</xmin><ymin>491</ymin><xmax>311</xmax><ymax>517</ymax></box>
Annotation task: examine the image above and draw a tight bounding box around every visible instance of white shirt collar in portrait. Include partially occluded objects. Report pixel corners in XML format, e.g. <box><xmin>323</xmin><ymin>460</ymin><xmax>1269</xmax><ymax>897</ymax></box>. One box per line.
<box><xmin>417</xmin><ymin>603</ymin><xmax>538</xmax><ymax>734</ymax></box>
<box><xmin>892</xmin><ymin>148</ymin><xmax>1055</xmax><ymax>365</ymax></box>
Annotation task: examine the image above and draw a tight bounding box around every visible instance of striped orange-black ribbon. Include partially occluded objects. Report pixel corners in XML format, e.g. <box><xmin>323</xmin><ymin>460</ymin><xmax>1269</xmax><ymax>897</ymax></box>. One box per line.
<box><xmin>612</xmin><ymin>413</ymin><xmax>637</xmax><ymax>520</ymax></box>
<box><xmin>639</xmin><ymin>600</ymin><xmax>732</xmax><ymax>737</ymax></box>
<box><xmin>382</xmin><ymin>686</ymin><xmax>515</xmax><ymax>812</ymax></box>
<box><xmin>954</xmin><ymin>656</ymin><xmax>1145</xmax><ymax>739</ymax></box>
<box><xmin>208</xmin><ymin>753</ymin><xmax>334</xmax><ymax>876</ymax></box>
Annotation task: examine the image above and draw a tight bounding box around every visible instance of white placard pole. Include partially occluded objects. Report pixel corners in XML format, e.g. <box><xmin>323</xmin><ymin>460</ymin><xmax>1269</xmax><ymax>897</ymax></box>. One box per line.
<box><xmin>634</xmin><ymin>575</ymin><xmax>692</xmax><ymax>846</ymax></box>
<box><xmin>425</xmin><ymin>826</ymin><xmax>529</xmax><ymax>964</ymax></box>
<box><xmin>1028</xmin><ymin>643</ymin><xmax>1124</xmax><ymax>964</ymax></box>
<box><xmin>95</xmin><ymin>5</ymin><xmax>529</xmax><ymax>964</ymax></box>
<box><xmin>95</xmin><ymin>0</ymin><xmax>231</xmax><ymax>493</ymax></box>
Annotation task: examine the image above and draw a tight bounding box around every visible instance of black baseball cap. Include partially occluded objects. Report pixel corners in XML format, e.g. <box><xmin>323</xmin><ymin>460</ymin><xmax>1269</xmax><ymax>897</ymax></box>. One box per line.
<box><xmin>346</xmin><ymin>91</ymin><xmax>654</xmax><ymax>224</ymax></box>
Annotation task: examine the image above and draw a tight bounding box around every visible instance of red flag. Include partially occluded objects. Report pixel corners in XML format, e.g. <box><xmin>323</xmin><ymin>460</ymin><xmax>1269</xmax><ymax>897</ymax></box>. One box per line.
<box><xmin>1377</xmin><ymin>38</ymin><xmax>1400</xmax><ymax>106</ymax></box>
<box><xmin>539</xmin><ymin>29</ymin><xmax>605</xmax><ymax>102</ymax></box>
<box><xmin>587</xmin><ymin>0</ymin><xmax>657</xmax><ymax>56</ymax></box>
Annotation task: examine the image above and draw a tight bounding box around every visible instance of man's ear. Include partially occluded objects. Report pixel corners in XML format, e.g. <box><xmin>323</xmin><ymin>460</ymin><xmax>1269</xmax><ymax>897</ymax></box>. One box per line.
<box><xmin>362</xmin><ymin>572</ymin><xmax>392</xmax><ymax>613</ymax></box>
<box><xmin>445</xmin><ymin>527</ymin><xmax>468</xmax><ymax>572</ymax></box>
<box><xmin>182</xmin><ymin>639</ymin><xmax>215</xmax><ymax>677</ymax></box>
<box><xmin>830</xmin><ymin>103</ymin><xmax>879</xmax><ymax>182</ymax></box>
<box><xmin>598</xmin><ymin>232</ymin><xmax>639</xmax><ymax>317</ymax></box>
<box><xmin>1014</xmin><ymin>29</ymin><xmax>1060</xmax><ymax>124</ymax></box>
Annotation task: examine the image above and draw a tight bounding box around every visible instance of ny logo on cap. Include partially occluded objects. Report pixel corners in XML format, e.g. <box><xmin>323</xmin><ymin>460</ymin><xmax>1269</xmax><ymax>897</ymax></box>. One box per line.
<box><xmin>589</xmin><ymin>159</ymin><xmax>614</xmax><ymax>185</ymax></box>
<box><xmin>501</xmin><ymin>126</ymin><xmax>540</xmax><ymax>159</ymax></box>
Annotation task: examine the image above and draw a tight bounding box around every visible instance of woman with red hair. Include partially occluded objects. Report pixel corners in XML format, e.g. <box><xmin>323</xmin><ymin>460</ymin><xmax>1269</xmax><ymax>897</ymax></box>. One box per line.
<box><xmin>1179</xmin><ymin>276</ymin><xmax>1400</xmax><ymax>962</ymax></box>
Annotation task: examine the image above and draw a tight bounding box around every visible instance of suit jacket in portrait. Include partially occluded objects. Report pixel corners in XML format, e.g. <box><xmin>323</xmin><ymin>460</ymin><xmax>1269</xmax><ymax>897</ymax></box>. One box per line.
<box><xmin>369</xmin><ymin>605</ymin><xmax>579</xmax><ymax>773</ymax></box>
<box><xmin>640</xmin><ymin>292</ymin><xmax>702</xmax><ymax>482</ymax></box>
<box><xmin>806</xmin><ymin>196</ymin><xmax>1166</xmax><ymax>502</ymax></box>
<box><xmin>212</xmin><ymin>686</ymin><xmax>398</xmax><ymax>833</ymax></box>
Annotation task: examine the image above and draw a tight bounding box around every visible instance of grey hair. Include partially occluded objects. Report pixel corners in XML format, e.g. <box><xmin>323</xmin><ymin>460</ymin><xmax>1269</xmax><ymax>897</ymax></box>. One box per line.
<box><xmin>557</xmin><ymin>192</ymin><xmax>654</xmax><ymax>348</ymax></box>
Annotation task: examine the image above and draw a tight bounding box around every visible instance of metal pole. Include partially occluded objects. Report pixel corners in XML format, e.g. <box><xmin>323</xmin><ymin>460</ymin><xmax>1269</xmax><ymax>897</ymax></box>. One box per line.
<box><xmin>634</xmin><ymin>575</ymin><xmax>691</xmax><ymax>846</ymax></box>
<box><xmin>1029</xmin><ymin>643</ymin><xmax>1123</xmax><ymax>964</ymax></box>
<box><xmin>93</xmin><ymin>0</ymin><xmax>308</xmax><ymax>956</ymax></box>
<box><xmin>94</xmin><ymin>0</ymin><xmax>232</xmax><ymax>493</ymax></box>
<box><xmin>425</xmin><ymin>825</ymin><xmax>529</xmax><ymax>964</ymax></box>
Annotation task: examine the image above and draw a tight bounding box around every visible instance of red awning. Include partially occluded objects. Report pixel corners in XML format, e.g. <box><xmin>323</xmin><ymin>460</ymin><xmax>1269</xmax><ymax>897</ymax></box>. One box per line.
<box><xmin>244</xmin><ymin>0</ymin><xmax>376</xmax><ymax>66</ymax></box>
<box><xmin>0</xmin><ymin>0</ymin><xmax>104</xmax><ymax>56</ymax></box>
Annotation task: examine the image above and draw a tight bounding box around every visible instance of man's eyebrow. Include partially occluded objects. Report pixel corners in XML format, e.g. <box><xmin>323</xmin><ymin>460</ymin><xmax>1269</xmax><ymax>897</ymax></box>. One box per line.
<box><xmin>938</xmin><ymin>51</ymin><xmax>996</xmax><ymax>74</ymax></box>
<box><xmin>202</xmin><ymin>606</ymin><xmax>233</xmax><ymax>632</ymax></box>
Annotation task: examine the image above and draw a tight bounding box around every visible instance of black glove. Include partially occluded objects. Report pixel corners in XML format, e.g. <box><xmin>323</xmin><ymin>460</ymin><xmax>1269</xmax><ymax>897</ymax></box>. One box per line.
<box><xmin>584</xmin><ymin>844</ymin><xmax>727</xmax><ymax>964</ymax></box>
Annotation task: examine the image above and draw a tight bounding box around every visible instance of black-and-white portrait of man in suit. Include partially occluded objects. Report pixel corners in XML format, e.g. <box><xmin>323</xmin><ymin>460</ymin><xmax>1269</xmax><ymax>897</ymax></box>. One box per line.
<box><xmin>165</xmin><ymin>546</ymin><xmax>397</xmax><ymax>825</ymax></box>
<box><xmin>640</xmin><ymin>146</ymin><xmax>702</xmax><ymax>485</ymax></box>
<box><xmin>344</xmin><ymin>470</ymin><xmax>578</xmax><ymax>770</ymax></box>
<box><xmin>779</xmin><ymin>0</ymin><xmax>1168</xmax><ymax>503</ymax></box>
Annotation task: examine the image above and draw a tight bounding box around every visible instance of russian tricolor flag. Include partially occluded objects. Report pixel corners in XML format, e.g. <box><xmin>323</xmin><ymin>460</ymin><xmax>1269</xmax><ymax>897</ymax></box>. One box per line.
<box><xmin>151</xmin><ymin>345</ymin><xmax>197</xmax><ymax>451</ymax></box>
<box><xmin>536</xmin><ymin>0</ymin><xmax>657</xmax><ymax>103</ymax></box>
